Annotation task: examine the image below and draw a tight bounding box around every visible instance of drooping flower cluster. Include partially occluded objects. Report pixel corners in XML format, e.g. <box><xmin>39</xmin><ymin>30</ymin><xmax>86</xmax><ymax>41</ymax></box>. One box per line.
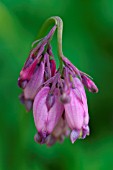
<box><xmin>18</xmin><ymin>24</ymin><xmax>98</xmax><ymax>146</ymax></box>
<box><xmin>18</xmin><ymin>26</ymin><xmax>56</xmax><ymax>111</ymax></box>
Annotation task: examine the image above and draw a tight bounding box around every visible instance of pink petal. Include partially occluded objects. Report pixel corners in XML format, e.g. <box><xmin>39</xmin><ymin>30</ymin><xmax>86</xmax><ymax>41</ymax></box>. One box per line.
<box><xmin>47</xmin><ymin>88</ymin><xmax>64</xmax><ymax>133</ymax></box>
<box><xmin>33</xmin><ymin>87</ymin><xmax>50</xmax><ymax>133</ymax></box>
<box><xmin>74</xmin><ymin>77</ymin><xmax>89</xmax><ymax>125</ymax></box>
<box><xmin>24</xmin><ymin>62</ymin><xmax>44</xmax><ymax>99</ymax></box>
<box><xmin>64</xmin><ymin>88</ymin><xmax>84</xmax><ymax>130</ymax></box>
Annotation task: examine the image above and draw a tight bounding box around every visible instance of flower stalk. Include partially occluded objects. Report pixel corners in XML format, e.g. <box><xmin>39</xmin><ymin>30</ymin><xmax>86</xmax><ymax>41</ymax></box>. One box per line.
<box><xmin>38</xmin><ymin>16</ymin><xmax>64</xmax><ymax>73</ymax></box>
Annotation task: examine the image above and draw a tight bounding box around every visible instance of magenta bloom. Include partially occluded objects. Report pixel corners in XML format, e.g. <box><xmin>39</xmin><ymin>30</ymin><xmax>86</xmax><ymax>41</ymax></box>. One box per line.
<box><xmin>33</xmin><ymin>86</ymin><xmax>64</xmax><ymax>143</ymax></box>
<box><xmin>18</xmin><ymin>17</ymin><xmax>98</xmax><ymax>146</ymax></box>
<box><xmin>18</xmin><ymin>26</ymin><xmax>56</xmax><ymax>111</ymax></box>
<box><xmin>64</xmin><ymin>77</ymin><xmax>89</xmax><ymax>143</ymax></box>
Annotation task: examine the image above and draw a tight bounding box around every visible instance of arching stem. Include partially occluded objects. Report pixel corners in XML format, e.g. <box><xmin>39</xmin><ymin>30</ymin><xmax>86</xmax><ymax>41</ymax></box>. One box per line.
<box><xmin>38</xmin><ymin>16</ymin><xmax>64</xmax><ymax>73</ymax></box>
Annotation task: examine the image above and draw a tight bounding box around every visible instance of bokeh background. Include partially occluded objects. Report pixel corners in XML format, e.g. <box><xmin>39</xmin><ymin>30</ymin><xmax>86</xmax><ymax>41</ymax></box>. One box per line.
<box><xmin>0</xmin><ymin>0</ymin><xmax>113</xmax><ymax>170</ymax></box>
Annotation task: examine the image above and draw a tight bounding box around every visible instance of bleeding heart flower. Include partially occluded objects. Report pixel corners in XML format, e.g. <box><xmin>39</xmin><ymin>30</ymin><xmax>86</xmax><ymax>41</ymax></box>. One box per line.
<box><xmin>33</xmin><ymin>86</ymin><xmax>64</xmax><ymax>143</ymax></box>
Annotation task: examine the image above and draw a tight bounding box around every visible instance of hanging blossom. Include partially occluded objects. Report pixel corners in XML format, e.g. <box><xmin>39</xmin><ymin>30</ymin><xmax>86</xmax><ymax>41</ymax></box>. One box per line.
<box><xmin>18</xmin><ymin>16</ymin><xmax>98</xmax><ymax>146</ymax></box>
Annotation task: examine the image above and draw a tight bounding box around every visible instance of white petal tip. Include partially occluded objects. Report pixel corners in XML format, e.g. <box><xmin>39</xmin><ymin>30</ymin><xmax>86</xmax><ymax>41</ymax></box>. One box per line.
<box><xmin>70</xmin><ymin>130</ymin><xmax>79</xmax><ymax>144</ymax></box>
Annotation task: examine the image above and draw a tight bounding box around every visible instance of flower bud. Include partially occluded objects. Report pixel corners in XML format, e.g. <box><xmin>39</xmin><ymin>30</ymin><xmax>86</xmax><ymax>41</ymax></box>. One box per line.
<box><xmin>64</xmin><ymin>88</ymin><xmax>84</xmax><ymax>130</ymax></box>
<box><xmin>33</xmin><ymin>86</ymin><xmax>64</xmax><ymax>142</ymax></box>
<box><xmin>18</xmin><ymin>58</ymin><xmax>38</xmax><ymax>88</ymax></box>
<box><xmin>24</xmin><ymin>62</ymin><xmax>44</xmax><ymax>100</ymax></box>
<box><xmin>64</xmin><ymin>77</ymin><xmax>89</xmax><ymax>143</ymax></box>
<box><xmin>74</xmin><ymin>77</ymin><xmax>89</xmax><ymax>125</ymax></box>
<box><xmin>81</xmin><ymin>74</ymin><xmax>98</xmax><ymax>93</ymax></box>
<box><xmin>60</xmin><ymin>93</ymin><xmax>71</xmax><ymax>104</ymax></box>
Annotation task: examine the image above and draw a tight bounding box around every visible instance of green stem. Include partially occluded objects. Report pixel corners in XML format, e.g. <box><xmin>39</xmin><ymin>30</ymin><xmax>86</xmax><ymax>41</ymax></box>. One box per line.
<box><xmin>38</xmin><ymin>16</ymin><xmax>64</xmax><ymax>73</ymax></box>
<box><xmin>54</xmin><ymin>16</ymin><xmax>64</xmax><ymax>73</ymax></box>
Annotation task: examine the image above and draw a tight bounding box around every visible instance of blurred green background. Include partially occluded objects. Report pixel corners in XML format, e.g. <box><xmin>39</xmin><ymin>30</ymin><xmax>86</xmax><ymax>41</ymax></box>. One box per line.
<box><xmin>0</xmin><ymin>0</ymin><xmax>113</xmax><ymax>170</ymax></box>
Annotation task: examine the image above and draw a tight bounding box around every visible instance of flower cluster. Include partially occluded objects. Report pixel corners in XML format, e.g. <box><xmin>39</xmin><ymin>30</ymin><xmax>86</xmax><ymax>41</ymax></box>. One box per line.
<box><xmin>18</xmin><ymin>24</ymin><xmax>98</xmax><ymax>146</ymax></box>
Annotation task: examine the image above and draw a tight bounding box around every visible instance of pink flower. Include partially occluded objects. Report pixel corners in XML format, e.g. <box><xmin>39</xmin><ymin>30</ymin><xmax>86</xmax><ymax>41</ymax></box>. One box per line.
<box><xmin>19</xmin><ymin>60</ymin><xmax>45</xmax><ymax>111</ymax></box>
<box><xmin>24</xmin><ymin>62</ymin><xmax>44</xmax><ymax>100</ymax></box>
<box><xmin>33</xmin><ymin>86</ymin><xmax>64</xmax><ymax>143</ymax></box>
<box><xmin>18</xmin><ymin>18</ymin><xmax>98</xmax><ymax>146</ymax></box>
<box><xmin>64</xmin><ymin>77</ymin><xmax>89</xmax><ymax>143</ymax></box>
<box><xmin>18</xmin><ymin>26</ymin><xmax>57</xmax><ymax>111</ymax></box>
